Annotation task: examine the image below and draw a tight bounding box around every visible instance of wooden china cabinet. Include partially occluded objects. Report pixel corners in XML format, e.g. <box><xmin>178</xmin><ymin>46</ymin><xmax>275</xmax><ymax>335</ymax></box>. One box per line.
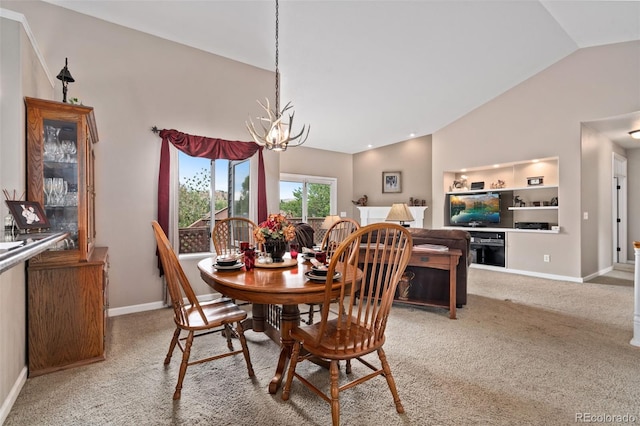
<box><xmin>24</xmin><ymin>97</ymin><xmax>109</xmax><ymax>377</ymax></box>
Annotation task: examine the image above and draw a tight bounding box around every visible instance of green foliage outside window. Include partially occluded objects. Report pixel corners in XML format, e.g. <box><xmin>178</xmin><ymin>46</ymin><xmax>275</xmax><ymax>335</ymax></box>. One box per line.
<box><xmin>179</xmin><ymin>168</ymin><xmax>228</xmax><ymax>228</ymax></box>
<box><xmin>280</xmin><ymin>183</ymin><xmax>330</xmax><ymax>218</ymax></box>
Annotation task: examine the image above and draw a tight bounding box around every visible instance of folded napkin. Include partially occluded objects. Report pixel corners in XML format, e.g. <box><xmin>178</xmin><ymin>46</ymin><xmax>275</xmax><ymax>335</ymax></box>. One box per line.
<box><xmin>309</xmin><ymin>258</ymin><xmax>325</xmax><ymax>268</ymax></box>
<box><xmin>302</xmin><ymin>247</ymin><xmax>316</xmax><ymax>254</ymax></box>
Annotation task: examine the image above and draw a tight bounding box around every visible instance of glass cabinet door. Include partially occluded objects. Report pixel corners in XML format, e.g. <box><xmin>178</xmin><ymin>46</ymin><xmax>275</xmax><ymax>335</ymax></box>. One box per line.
<box><xmin>42</xmin><ymin>118</ymin><xmax>80</xmax><ymax>249</ymax></box>
<box><xmin>25</xmin><ymin>97</ymin><xmax>98</xmax><ymax>263</ymax></box>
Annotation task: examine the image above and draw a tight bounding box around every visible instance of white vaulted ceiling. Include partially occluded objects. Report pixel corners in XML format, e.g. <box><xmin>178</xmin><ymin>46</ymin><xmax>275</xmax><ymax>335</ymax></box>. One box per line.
<box><xmin>42</xmin><ymin>1</ymin><xmax>640</xmax><ymax>153</ymax></box>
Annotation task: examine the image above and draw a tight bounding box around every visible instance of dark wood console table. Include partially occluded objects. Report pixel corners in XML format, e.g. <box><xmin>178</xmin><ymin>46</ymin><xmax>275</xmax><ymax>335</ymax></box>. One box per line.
<box><xmin>401</xmin><ymin>247</ymin><xmax>462</xmax><ymax>319</ymax></box>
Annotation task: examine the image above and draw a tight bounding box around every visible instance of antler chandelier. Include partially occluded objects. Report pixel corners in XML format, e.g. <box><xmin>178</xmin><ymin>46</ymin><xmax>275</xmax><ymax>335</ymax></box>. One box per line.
<box><xmin>246</xmin><ymin>0</ymin><xmax>309</xmax><ymax>151</ymax></box>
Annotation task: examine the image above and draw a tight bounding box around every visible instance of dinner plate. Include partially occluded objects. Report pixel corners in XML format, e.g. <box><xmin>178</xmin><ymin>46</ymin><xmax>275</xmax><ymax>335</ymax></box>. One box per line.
<box><xmin>304</xmin><ymin>270</ymin><xmax>341</xmax><ymax>282</ymax></box>
<box><xmin>214</xmin><ymin>261</ymin><xmax>244</xmax><ymax>270</ymax></box>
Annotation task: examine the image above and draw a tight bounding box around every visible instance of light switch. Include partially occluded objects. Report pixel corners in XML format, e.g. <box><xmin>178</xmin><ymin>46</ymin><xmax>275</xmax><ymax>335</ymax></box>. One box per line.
<box><xmin>583</xmin><ymin>212</ymin><xmax>588</xmax><ymax>220</ymax></box>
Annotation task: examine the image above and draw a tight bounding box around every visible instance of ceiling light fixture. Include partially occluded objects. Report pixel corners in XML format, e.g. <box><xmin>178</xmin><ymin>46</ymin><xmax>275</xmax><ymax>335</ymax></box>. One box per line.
<box><xmin>630</xmin><ymin>130</ymin><xmax>640</xmax><ymax>139</ymax></box>
<box><xmin>246</xmin><ymin>0</ymin><xmax>309</xmax><ymax>152</ymax></box>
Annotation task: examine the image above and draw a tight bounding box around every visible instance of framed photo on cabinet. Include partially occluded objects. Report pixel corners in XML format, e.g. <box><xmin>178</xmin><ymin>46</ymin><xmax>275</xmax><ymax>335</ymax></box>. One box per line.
<box><xmin>6</xmin><ymin>200</ymin><xmax>50</xmax><ymax>230</ymax></box>
<box><xmin>382</xmin><ymin>171</ymin><xmax>402</xmax><ymax>193</ymax></box>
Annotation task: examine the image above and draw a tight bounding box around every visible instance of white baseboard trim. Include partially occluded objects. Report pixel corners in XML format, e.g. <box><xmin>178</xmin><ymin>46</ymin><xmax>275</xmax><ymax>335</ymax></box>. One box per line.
<box><xmin>108</xmin><ymin>301</ymin><xmax>166</xmax><ymax>317</ymax></box>
<box><xmin>582</xmin><ymin>266</ymin><xmax>614</xmax><ymax>283</ymax></box>
<box><xmin>0</xmin><ymin>366</ymin><xmax>27</xmax><ymax>425</ymax></box>
<box><xmin>470</xmin><ymin>263</ymin><xmax>583</xmax><ymax>283</ymax></box>
<box><xmin>107</xmin><ymin>293</ymin><xmax>223</xmax><ymax>317</ymax></box>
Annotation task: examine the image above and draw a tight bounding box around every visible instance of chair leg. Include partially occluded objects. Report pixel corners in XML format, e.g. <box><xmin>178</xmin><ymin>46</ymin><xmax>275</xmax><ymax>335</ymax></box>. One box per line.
<box><xmin>173</xmin><ymin>330</ymin><xmax>194</xmax><ymax>400</ymax></box>
<box><xmin>281</xmin><ymin>341</ymin><xmax>302</xmax><ymax>401</ymax></box>
<box><xmin>164</xmin><ymin>327</ymin><xmax>181</xmax><ymax>365</ymax></box>
<box><xmin>307</xmin><ymin>304</ymin><xmax>314</xmax><ymax>324</ymax></box>
<box><xmin>236</xmin><ymin>321</ymin><xmax>255</xmax><ymax>377</ymax></box>
<box><xmin>223</xmin><ymin>324</ymin><xmax>234</xmax><ymax>351</ymax></box>
<box><xmin>345</xmin><ymin>359</ymin><xmax>352</xmax><ymax>374</ymax></box>
<box><xmin>330</xmin><ymin>360</ymin><xmax>340</xmax><ymax>426</ymax></box>
<box><xmin>378</xmin><ymin>347</ymin><xmax>404</xmax><ymax>414</ymax></box>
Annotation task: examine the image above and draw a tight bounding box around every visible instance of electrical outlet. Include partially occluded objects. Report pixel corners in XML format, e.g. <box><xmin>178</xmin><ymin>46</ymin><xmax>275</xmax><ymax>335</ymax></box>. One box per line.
<box><xmin>544</xmin><ymin>254</ymin><xmax>550</xmax><ymax>262</ymax></box>
<box><xmin>583</xmin><ymin>212</ymin><xmax>589</xmax><ymax>220</ymax></box>
<box><xmin>340</xmin><ymin>212</ymin><xmax>346</xmax><ymax>217</ymax></box>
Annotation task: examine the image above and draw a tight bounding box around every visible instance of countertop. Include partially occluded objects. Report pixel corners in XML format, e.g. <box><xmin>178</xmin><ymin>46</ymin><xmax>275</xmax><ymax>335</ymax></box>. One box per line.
<box><xmin>0</xmin><ymin>232</ymin><xmax>68</xmax><ymax>274</ymax></box>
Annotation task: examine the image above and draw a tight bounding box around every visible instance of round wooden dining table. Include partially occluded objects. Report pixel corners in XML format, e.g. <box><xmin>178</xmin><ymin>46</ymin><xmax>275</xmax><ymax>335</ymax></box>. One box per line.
<box><xmin>197</xmin><ymin>256</ymin><xmax>361</xmax><ymax>394</ymax></box>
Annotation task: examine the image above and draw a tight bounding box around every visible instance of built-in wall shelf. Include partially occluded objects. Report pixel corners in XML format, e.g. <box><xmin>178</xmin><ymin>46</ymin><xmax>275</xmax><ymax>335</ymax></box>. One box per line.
<box><xmin>446</xmin><ymin>185</ymin><xmax>558</xmax><ymax>195</ymax></box>
<box><xmin>508</xmin><ymin>206</ymin><xmax>559</xmax><ymax>211</ymax></box>
<box><xmin>444</xmin><ymin>157</ymin><xmax>559</xmax><ymax>230</ymax></box>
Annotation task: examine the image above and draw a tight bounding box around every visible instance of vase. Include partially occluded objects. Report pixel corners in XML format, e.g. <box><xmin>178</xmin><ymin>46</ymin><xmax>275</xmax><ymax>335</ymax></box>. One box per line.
<box><xmin>264</xmin><ymin>239</ymin><xmax>287</xmax><ymax>262</ymax></box>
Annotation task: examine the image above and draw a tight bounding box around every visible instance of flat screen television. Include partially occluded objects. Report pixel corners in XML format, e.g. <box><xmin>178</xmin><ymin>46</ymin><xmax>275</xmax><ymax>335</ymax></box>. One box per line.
<box><xmin>449</xmin><ymin>192</ymin><xmax>500</xmax><ymax>226</ymax></box>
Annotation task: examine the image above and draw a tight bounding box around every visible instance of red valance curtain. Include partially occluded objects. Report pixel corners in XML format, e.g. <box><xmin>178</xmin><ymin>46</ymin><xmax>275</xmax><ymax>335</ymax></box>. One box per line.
<box><xmin>157</xmin><ymin>129</ymin><xmax>267</xmax><ymax>244</ymax></box>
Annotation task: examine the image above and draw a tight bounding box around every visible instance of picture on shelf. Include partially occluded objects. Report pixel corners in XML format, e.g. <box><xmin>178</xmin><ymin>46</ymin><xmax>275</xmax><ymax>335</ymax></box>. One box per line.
<box><xmin>382</xmin><ymin>171</ymin><xmax>402</xmax><ymax>193</ymax></box>
<box><xmin>5</xmin><ymin>200</ymin><xmax>50</xmax><ymax>230</ymax></box>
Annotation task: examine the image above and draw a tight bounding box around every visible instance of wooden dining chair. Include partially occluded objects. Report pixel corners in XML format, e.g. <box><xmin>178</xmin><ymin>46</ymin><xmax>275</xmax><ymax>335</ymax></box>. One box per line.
<box><xmin>151</xmin><ymin>221</ymin><xmax>254</xmax><ymax>400</ymax></box>
<box><xmin>320</xmin><ymin>217</ymin><xmax>360</xmax><ymax>262</ymax></box>
<box><xmin>304</xmin><ymin>218</ymin><xmax>361</xmax><ymax>324</ymax></box>
<box><xmin>212</xmin><ymin>217</ymin><xmax>260</xmax><ymax>256</ymax></box>
<box><xmin>281</xmin><ymin>223</ymin><xmax>412</xmax><ymax>426</ymax></box>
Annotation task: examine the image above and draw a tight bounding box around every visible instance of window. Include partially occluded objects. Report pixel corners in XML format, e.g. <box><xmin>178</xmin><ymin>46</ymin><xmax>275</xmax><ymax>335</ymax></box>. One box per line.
<box><xmin>177</xmin><ymin>151</ymin><xmax>230</xmax><ymax>254</ymax></box>
<box><xmin>280</xmin><ymin>173</ymin><xmax>336</xmax><ymax>243</ymax></box>
<box><xmin>229</xmin><ymin>160</ymin><xmax>250</xmax><ymax>219</ymax></box>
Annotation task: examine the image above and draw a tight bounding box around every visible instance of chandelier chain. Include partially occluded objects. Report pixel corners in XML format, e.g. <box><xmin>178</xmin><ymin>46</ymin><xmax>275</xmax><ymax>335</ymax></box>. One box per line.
<box><xmin>245</xmin><ymin>0</ymin><xmax>309</xmax><ymax>151</ymax></box>
<box><xmin>275</xmin><ymin>0</ymin><xmax>280</xmax><ymax>114</ymax></box>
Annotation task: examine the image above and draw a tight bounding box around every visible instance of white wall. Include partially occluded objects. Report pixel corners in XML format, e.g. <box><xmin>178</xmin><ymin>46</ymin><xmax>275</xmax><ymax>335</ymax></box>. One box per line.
<box><xmin>353</xmin><ymin>136</ymin><xmax>433</xmax><ymax>226</ymax></box>
<box><xmin>279</xmin><ymin>146</ymin><xmax>354</xmax><ymax>219</ymax></box>
<box><xmin>0</xmin><ymin>12</ymin><xmax>54</xmax><ymax>423</ymax></box>
<box><xmin>628</xmin><ymin>148</ymin><xmax>640</xmax><ymax>253</ymax></box>
<box><xmin>2</xmin><ymin>0</ymin><xmax>274</xmax><ymax>311</ymax></box>
<box><xmin>432</xmin><ymin>41</ymin><xmax>640</xmax><ymax>279</ymax></box>
<box><xmin>580</xmin><ymin>125</ymin><xmax>629</xmax><ymax>275</ymax></box>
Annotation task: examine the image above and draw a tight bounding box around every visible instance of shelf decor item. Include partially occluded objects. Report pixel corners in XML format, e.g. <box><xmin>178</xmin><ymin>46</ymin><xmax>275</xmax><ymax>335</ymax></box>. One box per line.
<box><xmin>382</xmin><ymin>171</ymin><xmax>402</xmax><ymax>193</ymax></box>
<box><xmin>527</xmin><ymin>176</ymin><xmax>544</xmax><ymax>186</ymax></box>
<box><xmin>254</xmin><ymin>213</ymin><xmax>296</xmax><ymax>262</ymax></box>
<box><xmin>56</xmin><ymin>58</ymin><xmax>75</xmax><ymax>103</ymax></box>
<box><xmin>6</xmin><ymin>200</ymin><xmax>50</xmax><ymax>230</ymax></box>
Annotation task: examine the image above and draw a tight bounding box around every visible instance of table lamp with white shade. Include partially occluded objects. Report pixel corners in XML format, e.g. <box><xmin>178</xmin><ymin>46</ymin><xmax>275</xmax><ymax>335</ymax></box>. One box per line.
<box><xmin>385</xmin><ymin>203</ymin><xmax>414</xmax><ymax>227</ymax></box>
<box><xmin>321</xmin><ymin>215</ymin><xmax>341</xmax><ymax>229</ymax></box>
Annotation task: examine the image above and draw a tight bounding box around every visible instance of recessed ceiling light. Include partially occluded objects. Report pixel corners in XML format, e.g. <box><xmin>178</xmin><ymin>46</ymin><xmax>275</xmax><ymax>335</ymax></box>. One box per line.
<box><xmin>630</xmin><ymin>130</ymin><xmax>640</xmax><ymax>139</ymax></box>
<box><xmin>367</xmin><ymin>144</ymin><xmax>373</xmax><ymax>148</ymax></box>
<box><xmin>409</xmin><ymin>133</ymin><xmax>416</xmax><ymax>138</ymax></box>
<box><xmin>493</xmin><ymin>164</ymin><xmax>500</xmax><ymax>168</ymax></box>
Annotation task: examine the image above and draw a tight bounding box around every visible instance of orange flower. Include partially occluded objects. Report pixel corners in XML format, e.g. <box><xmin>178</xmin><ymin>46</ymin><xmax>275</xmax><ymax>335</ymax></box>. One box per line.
<box><xmin>254</xmin><ymin>213</ymin><xmax>296</xmax><ymax>243</ymax></box>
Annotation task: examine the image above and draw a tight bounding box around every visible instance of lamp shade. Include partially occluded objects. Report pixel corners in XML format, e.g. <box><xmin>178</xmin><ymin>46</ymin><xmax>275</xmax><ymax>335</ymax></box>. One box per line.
<box><xmin>386</xmin><ymin>203</ymin><xmax>414</xmax><ymax>225</ymax></box>
<box><xmin>56</xmin><ymin>58</ymin><xmax>75</xmax><ymax>83</ymax></box>
<box><xmin>321</xmin><ymin>215</ymin><xmax>341</xmax><ymax>229</ymax></box>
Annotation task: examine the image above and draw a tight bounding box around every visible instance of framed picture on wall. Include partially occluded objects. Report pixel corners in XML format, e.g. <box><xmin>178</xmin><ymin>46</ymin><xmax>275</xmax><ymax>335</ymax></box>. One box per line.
<box><xmin>5</xmin><ymin>200</ymin><xmax>50</xmax><ymax>230</ymax></box>
<box><xmin>382</xmin><ymin>171</ymin><xmax>402</xmax><ymax>193</ymax></box>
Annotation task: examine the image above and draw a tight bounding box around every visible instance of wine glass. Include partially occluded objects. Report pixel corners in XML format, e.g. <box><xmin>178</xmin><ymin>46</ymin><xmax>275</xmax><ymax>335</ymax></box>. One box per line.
<box><xmin>289</xmin><ymin>243</ymin><xmax>299</xmax><ymax>260</ymax></box>
<box><xmin>43</xmin><ymin>178</ymin><xmax>53</xmax><ymax>206</ymax></box>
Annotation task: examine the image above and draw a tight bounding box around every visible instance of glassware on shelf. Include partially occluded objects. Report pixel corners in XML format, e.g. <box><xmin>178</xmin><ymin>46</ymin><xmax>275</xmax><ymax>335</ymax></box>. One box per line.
<box><xmin>60</xmin><ymin>140</ymin><xmax>77</xmax><ymax>163</ymax></box>
<box><xmin>44</xmin><ymin>126</ymin><xmax>59</xmax><ymax>161</ymax></box>
<box><xmin>43</xmin><ymin>178</ymin><xmax>54</xmax><ymax>206</ymax></box>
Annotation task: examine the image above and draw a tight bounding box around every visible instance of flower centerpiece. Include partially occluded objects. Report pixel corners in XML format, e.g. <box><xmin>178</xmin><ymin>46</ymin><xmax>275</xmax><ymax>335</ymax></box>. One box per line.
<box><xmin>254</xmin><ymin>213</ymin><xmax>296</xmax><ymax>262</ymax></box>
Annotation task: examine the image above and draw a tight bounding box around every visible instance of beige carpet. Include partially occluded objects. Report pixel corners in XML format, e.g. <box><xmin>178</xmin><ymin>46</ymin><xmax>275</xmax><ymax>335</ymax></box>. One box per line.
<box><xmin>5</xmin><ymin>268</ymin><xmax>640</xmax><ymax>426</ymax></box>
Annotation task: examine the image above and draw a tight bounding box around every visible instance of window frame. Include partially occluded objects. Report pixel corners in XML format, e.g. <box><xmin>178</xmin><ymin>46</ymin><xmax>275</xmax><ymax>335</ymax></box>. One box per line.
<box><xmin>280</xmin><ymin>173</ymin><xmax>337</xmax><ymax>222</ymax></box>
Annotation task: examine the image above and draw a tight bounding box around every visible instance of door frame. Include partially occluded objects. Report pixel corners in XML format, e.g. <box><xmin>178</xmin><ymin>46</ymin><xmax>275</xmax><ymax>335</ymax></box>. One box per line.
<box><xmin>612</xmin><ymin>152</ymin><xmax>628</xmax><ymax>263</ymax></box>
